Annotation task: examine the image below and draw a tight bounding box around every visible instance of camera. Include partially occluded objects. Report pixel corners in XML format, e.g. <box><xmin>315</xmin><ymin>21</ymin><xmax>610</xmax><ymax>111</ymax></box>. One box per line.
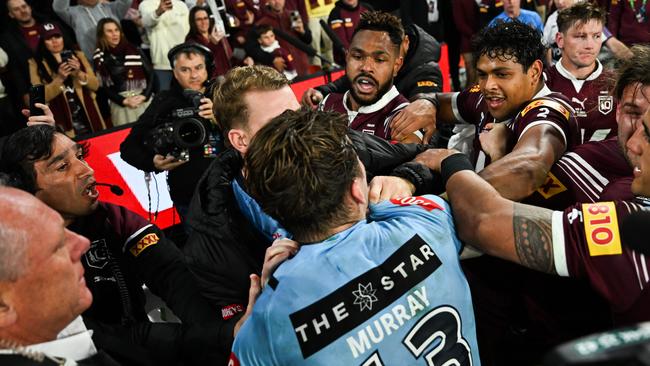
<box><xmin>145</xmin><ymin>90</ymin><xmax>210</xmax><ymax>161</ymax></box>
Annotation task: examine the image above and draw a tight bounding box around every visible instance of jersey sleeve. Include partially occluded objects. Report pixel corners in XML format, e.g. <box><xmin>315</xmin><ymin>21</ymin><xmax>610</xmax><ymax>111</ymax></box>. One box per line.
<box><xmin>451</xmin><ymin>85</ymin><xmax>484</xmax><ymax>125</ymax></box>
<box><xmin>230</xmin><ymin>306</ymin><xmax>276</xmax><ymax>366</ymax></box>
<box><xmin>512</xmin><ymin>96</ymin><xmax>574</xmax><ymax>147</ymax></box>
<box><xmin>552</xmin><ymin>201</ymin><xmax>648</xmax><ymax>312</ymax></box>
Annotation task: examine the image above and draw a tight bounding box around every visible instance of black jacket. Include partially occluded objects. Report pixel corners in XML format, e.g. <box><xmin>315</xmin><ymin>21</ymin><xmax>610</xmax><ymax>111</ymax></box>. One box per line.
<box><xmin>183</xmin><ymin>130</ymin><xmax>428</xmax><ymax>350</ymax></box>
<box><xmin>119</xmin><ymin>80</ymin><xmax>223</xmax><ymax>207</ymax></box>
<box><xmin>70</xmin><ymin>203</ymin><xmax>231</xmax><ymax>365</ymax></box>
<box><xmin>316</xmin><ymin>24</ymin><xmax>443</xmax><ymax>99</ymax></box>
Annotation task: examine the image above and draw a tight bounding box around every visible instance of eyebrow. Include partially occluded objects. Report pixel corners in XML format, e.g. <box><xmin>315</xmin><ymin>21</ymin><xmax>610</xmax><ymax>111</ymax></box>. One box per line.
<box><xmin>46</xmin><ymin>143</ymin><xmax>81</xmax><ymax>168</ymax></box>
<box><xmin>349</xmin><ymin>47</ymin><xmax>390</xmax><ymax>56</ymax></box>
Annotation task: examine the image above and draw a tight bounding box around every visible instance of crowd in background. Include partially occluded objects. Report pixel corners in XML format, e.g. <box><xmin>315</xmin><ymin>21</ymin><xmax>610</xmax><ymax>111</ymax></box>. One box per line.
<box><xmin>0</xmin><ymin>0</ymin><xmax>644</xmax><ymax>137</ymax></box>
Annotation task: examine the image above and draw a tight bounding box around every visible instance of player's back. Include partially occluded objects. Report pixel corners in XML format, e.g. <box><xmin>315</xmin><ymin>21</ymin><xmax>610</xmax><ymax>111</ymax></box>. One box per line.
<box><xmin>231</xmin><ymin>195</ymin><xmax>480</xmax><ymax>365</ymax></box>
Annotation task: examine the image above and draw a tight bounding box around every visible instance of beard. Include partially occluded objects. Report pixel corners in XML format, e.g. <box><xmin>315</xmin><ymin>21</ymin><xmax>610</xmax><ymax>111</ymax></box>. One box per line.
<box><xmin>350</xmin><ymin>74</ymin><xmax>394</xmax><ymax>107</ymax></box>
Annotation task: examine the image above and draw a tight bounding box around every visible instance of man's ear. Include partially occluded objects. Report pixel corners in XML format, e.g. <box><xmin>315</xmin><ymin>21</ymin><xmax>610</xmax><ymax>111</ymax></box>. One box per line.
<box><xmin>350</xmin><ymin>177</ymin><xmax>367</xmax><ymax>206</ymax></box>
<box><xmin>555</xmin><ymin>31</ymin><xmax>565</xmax><ymax>50</ymax></box>
<box><xmin>393</xmin><ymin>55</ymin><xmax>404</xmax><ymax>77</ymax></box>
<box><xmin>0</xmin><ymin>289</ymin><xmax>17</xmax><ymax>329</ymax></box>
<box><xmin>528</xmin><ymin>59</ymin><xmax>543</xmax><ymax>84</ymax></box>
<box><xmin>228</xmin><ymin>128</ymin><xmax>249</xmax><ymax>155</ymax></box>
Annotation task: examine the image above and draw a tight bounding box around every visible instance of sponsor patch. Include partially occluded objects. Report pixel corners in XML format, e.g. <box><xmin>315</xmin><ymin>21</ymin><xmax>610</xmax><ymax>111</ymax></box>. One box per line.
<box><xmin>390</xmin><ymin>196</ymin><xmax>444</xmax><ymax>212</ymax></box>
<box><xmin>417</xmin><ymin>80</ymin><xmax>437</xmax><ymax>88</ymax></box>
<box><xmin>469</xmin><ymin>84</ymin><xmax>480</xmax><ymax>93</ymax></box>
<box><xmin>222</xmin><ymin>303</ymin><xmax>245</xmax><ymax>320</ymax></box>
<box><xmin>289</xmin><ymin>235</ymin><xmax>441</xmax><ymax>358</ymax></box>
<box><xmin>236</xmin><ymin>1</ymin><xmax>245</xmax><ymax>7</ymax></box>
<box><xmin>582</xmin><ymin>202</ymin><xmax>622</xmax><ymax>256</ymax></box>
<box><xmin>331</xmin><ymin>22</ymin><xmax>342</xmax><ymax>29</ymax></box>
<box><xmin>520</xmin><ymin>98</ymin><xmax>570</xmax><ymax>120</ymax></box>
<box><xmin>536</xmin><ymin>172</ymin><xmax>567</xmax><ymax>199</ymax></box>
<box><xmin>129</xmin><ymin>233</ymin><xmax>160</xmax><ymax>257</ymax></box>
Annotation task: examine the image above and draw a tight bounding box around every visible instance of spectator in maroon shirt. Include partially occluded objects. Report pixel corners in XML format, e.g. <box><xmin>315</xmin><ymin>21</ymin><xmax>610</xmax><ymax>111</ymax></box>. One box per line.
<box><xmin>608</xmin><ymin>0</ymin><xmax>650</xmax><ymax>46</ymax></box>
<box><xmin>327</xmin><ymin>0</ymin><xmax>368</xmax><ymax>65</ymax></box>
<box><xmin>186</xmin><ymin>6</ymin><xmax>233</xmax><ymax>78</ymax></box>
<box><xmin>255</xmin><ymin>0</ymin><xmax>312</xmax><ymax>76</ymax></box>
<box><xmin>453</xmin><ymin>0</ymin><xmax>479</xmax><ymax>87</ymax></box>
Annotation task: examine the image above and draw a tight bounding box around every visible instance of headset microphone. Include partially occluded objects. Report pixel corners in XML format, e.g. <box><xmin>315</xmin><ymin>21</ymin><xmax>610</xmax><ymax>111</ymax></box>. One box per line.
<box><xmin>95</xmin><ymin>182</ymin><xmax>124</xmax><ymax>196</ymax></box>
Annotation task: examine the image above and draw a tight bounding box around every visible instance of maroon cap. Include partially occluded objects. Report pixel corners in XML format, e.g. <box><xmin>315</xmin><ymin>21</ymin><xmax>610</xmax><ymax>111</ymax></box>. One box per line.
<box><xmin>39</xmin><ymin>23</ymin><xmax>63</xmax><ymax>39</ymax></box>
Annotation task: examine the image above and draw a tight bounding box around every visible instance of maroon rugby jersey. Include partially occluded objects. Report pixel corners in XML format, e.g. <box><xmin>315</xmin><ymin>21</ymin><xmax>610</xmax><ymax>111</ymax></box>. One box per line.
<box><xmin>553</xmin><ymin>200</ymin><xmax>650</xmax><ymax>325</ymax></box>
<box><xmin>545</xmin><ymin>61</ymin><xmax>617</xmax><ymax>143</ymax></box>
<box><xmin>319</xmin><ymin>86</ymin><xmax>409</xmax><ymax>140</ymax></box>
<box><xmin>525</xmin><ymin>137</ymin><xmax>634</xmax><ymax>210</ymax></box>
<box><xmin>452</xmin><ymin>84</ymin><xmax>580</xmax><ymax>171</ymax></box>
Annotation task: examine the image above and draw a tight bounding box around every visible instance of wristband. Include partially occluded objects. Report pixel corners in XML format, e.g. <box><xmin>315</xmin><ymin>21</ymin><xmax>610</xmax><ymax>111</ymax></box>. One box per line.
<box><xmin>440</xmin><ymin>153</ymin><xmax>473</xmax><ymax>188</ymax></box>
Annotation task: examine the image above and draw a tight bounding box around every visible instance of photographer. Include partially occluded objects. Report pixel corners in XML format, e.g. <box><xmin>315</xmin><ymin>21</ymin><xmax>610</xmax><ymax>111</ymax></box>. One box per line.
<box><xmin>120</xmin><ymin>43</ymin><xmax>223</xmax><ymax>222</ymax></box>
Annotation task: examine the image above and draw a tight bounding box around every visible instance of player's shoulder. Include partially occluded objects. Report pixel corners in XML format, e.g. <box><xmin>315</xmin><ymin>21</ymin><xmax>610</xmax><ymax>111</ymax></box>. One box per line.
<box><xmin>519</xmin><ymin>92</ymin><xmax>573</xmax><ymax>121</ymax></box>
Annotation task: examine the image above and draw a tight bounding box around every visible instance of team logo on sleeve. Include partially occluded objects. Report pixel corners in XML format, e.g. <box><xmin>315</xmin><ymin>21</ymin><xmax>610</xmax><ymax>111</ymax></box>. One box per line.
<box><xmin>598</xmin><ymin>95</ymin><xmax>614</xmax><ymax>115</ymax></box>
<box><xmin>520</xmin><ymin>99</ymin><xmax>570</xmax><ymax>120</ymax></box>
<box><xmin>581</xmin><ymin>202</ymin><xmax>622</xmax><ymax>256</ymax></box>
<box><xmin>469</xmin><ymin>84</ymin><xmax>480</xmax><ymax>93</ymax></box>
<box><xmin>417</xmin><ymin>80</ymin><xmax>437</xmax><ymax>88</ymax></box>
<box><xmin>536</xmin><ymin>172</ymin><xmax>567</xmax><ymax>199</ymax></box>
<box><xmin>129</xmin><ymin>233</ymin><xmax>160</xmax><ymax>257</ymax></box>
<box><xmin>390</xmin><ymin>196</ymin><xmax>443</xmax><ymax>212</ymax></box>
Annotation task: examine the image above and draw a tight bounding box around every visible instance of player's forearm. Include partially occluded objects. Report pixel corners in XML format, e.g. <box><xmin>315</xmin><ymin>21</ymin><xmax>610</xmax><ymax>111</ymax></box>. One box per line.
<box><xmin>478</xmin><ymin>150</ymin><xmax>550</xmax><ymax>201</ymax></box>
<box><xmin>446</xmin><ymin>170</ymin><xmax>520</xmax><ymax>264</ymax></box>
<box><xmin>434</xmin><ymin>93</ymin><xmax>458</xmax><ymax>125</ymax></box>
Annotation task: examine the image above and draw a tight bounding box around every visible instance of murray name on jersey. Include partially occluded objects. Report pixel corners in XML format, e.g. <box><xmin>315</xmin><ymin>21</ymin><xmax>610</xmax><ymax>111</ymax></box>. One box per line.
<box><xmin>290</xmin><ymin>235</ymin><xmax>442</xmax><ymax>359</ymax></box>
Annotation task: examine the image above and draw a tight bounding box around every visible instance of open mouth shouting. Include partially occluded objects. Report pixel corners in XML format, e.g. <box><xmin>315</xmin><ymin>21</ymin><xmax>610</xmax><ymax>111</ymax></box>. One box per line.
<box><xmin>83</xmin><ymin>181</ymin><xmax>99</xmax><ymax>201</ymax></box>
<box><xmin>354</xmin><ymin>75</ymin><xmax>378</xmax><ymax>95</ymax></box>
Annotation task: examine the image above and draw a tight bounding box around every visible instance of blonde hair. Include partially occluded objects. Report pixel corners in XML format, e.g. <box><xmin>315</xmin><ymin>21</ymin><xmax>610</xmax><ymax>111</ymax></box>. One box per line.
<box><xmin>212</xmin><ymin>65</ymin><xmax>288</xmax><ymax>132</ymax></box>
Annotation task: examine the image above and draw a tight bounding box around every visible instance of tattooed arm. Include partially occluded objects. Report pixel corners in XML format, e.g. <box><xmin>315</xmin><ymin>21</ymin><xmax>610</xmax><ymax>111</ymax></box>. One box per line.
<box><xmin>446</xmin><ymin>166</ymin><xmax>558</xmax><ymax>275</ymax></box>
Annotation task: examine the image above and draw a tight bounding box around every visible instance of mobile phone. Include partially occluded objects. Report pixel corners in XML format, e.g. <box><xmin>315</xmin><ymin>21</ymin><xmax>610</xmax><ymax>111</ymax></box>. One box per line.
<box><xmin>290</xmin><ymin>10</ymin><xmax>300</xmax><ymax>28</ymax></box>
<box><xmin>60</xmin><ymin>50</ymin><xmax>74</xmax><ymax>63</ymax></box>
<box><xmin>29</xmin><ymin>84</ymin><xmax>45</xmax><ymax>117</ymax></box>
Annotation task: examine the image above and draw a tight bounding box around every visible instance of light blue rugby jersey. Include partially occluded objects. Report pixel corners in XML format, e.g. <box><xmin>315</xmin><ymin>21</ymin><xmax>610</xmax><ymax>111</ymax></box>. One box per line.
<box><xmin>231</xmin><ymin>195</ymin><xmax>480</xmax><ymax>366</ymax></box>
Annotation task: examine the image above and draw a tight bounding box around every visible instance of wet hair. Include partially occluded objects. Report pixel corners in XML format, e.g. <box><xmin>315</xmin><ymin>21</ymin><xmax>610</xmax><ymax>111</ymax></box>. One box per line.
<box><xmin>557</xmin><ymin>1</ymin><xmax>606</xmax><ymax>34</ymax></box>
<box><xmin>212</xmin><ymin>65</ymin><xmax>288</xmax><ymax>132</ymax></box>
<box><xmin>353</xmin><ymin>11</ymin><xmax>404</xmax><ymax>52</ymax></box>
<box><xmin>0</xmin><ymin>126</ymin><xmax>87</xmax><ymax>195</ymax></box>
<box><xmin>244</xmin><ymin>109</ymin><xmax>361</xmax><ymax>242</ymax></box>
<box><xmin>614</xmin><ymin>45</ymin><xmax>650</xmax><ymax>100</ymax></box>
<box><xmin>472</xmin><ymin>19</ymin><xmax>545</xmax><ymax>71</ymax></box>
<box><xmin>1</xmin><ymin>125</ymin><xmax>58</xmax><ymax>194</ymax></box>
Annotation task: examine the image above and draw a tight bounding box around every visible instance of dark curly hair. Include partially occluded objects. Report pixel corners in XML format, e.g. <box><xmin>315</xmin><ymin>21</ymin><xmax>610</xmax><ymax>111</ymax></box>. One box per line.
<box><xmin>353</xmin><ymin>11</ymin><xmax>404</xmax><ymax>51</ymax></box>
<box><xmin>244</xmin><ymin>109</ymin><xmax>361</xmax><ymax>242</ymax></box>
<box><xmin>472</xmin><ymin>20</ymin><xmax>545</xmax><ymax>71</ymax></box>
<box><xmin>557</xmin><ymin>1</ymin><xmax>606</xmax><ymax>34</ymax></box>
<box><xmin>0</xmin><ymin>125</ymin><xmax>88</xmax><ymax>194</ymax></box>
